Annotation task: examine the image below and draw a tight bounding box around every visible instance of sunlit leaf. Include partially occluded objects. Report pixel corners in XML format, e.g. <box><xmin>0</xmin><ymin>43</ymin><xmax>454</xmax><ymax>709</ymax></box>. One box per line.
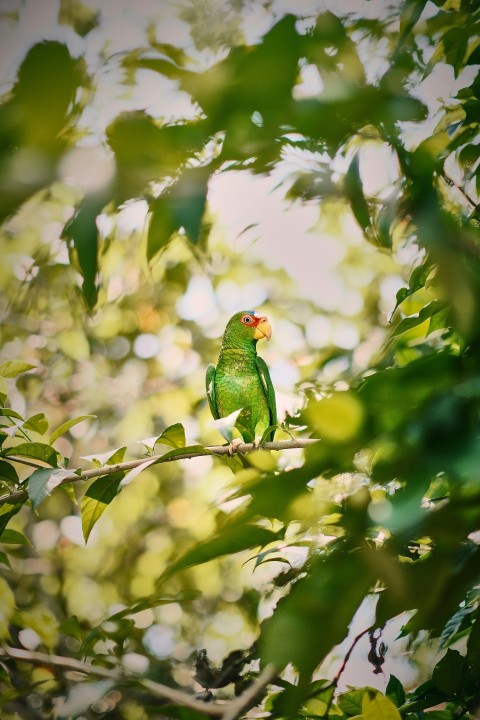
<box><xmin>0</xmin><ymin>361</ymin><xmax>36</xmax><ymax>378</ymax></box>
<box><xmin>23</xmin><ymin>413</ymin><xmax>48</xmax><ymax>434</ymax></box>
<box><xmin>362</xmin><ymin>691</ymin><xmax>402</xmax><ymax>720</ymax></box>
<box><xmin>155</xmin><ymin>422</ymin><xmax>186</xmax><ymax>449</ymax></box>
<box><xmin>50</xmin><ymin>414</ymin><xmax>96</xmax><ymax>445</ymax></box>
<box><xmin>81</xmin><ymin>472</ymin><xmax>124</xmax><ymax>542</ymax></box>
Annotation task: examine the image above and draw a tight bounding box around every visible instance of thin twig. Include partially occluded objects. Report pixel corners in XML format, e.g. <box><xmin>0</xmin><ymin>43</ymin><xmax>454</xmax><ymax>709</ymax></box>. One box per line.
<box><xmin>0</xmin><ymin>645</ymin><xmax>225</xmax><ymax>716</ymax></box>
<box><xmin>0</xmin><ymin>439</ymin><xmax>319</xmax><ymax>507</ymax></box>
<box><xmin>322</xmin><ymin>627</ymin><xmax>372</xmax><ymax>718</ymax></box>
<box><xmin>221</xmin><ymin>664</ymin><xmax>278</xmax><ymax>720</ymax></box>
<box><xmin>441</xmin><ymin>170</ymin><xmax>479</xmax><ymax>213</ymax></box>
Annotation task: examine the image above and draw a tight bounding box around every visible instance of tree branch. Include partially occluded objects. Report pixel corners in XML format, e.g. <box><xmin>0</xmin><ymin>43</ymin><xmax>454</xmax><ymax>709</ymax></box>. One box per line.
<box><xmin>0</xmin><ymin>645</ymin><xmax>224</xmax><ymax>716</ymax></box>
<box><xmin>0</xmin><ymin>439</ymin><xmax>319</xmax><ymax>507</ymax></box>
<box><xmin>0</xmin><ymin>646</ymin><xmax>277</xmax><ymax>719</ymax></box>
<box><xmin>440</xmin><ymin>170</ymin><xmax>479</xmax><ymax>215</ymax></box>
<box><xmin>322</xmin><ymin>627</ymin><xmax>372</xmax><ymax>718</ymax></box>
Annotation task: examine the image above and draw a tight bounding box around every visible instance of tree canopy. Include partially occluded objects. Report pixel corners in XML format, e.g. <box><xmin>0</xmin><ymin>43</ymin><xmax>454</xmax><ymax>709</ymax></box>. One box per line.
<box><xmin>0</xmin><ymin>1</ymin><xmax>480</xmax><ymax>719</ymax></box>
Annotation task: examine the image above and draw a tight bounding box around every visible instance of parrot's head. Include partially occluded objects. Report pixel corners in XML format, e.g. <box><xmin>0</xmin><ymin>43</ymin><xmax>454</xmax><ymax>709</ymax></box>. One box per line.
<box><xmin>223</xmin><ymin>310</ymin><xmax>272</xmax><ymax>348</ymax></box>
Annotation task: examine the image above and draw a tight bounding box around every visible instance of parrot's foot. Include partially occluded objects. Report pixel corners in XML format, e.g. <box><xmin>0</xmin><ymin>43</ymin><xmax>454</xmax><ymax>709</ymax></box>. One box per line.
<box><xmin>227</xmin><ymin>438</ymin><xmax>244</xmax><ymax>456</ymax></box>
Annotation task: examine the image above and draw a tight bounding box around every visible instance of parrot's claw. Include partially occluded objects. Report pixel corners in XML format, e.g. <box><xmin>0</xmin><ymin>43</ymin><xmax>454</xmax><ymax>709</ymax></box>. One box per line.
<box><xmin>227</xmin><ymin>438</ymin><xmax>244</xmax><ymax>456</ymax></box>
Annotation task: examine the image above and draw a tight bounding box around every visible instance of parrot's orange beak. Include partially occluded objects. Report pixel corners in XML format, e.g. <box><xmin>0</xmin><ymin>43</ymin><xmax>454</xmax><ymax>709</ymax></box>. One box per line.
<box><xmin>254</xmin><ymin>316</ymin><xmax>272</xmax><ymax>341</ymax></box>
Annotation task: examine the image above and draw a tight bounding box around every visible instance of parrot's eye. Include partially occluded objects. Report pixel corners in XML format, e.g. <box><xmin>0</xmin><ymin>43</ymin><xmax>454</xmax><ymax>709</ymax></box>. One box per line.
<box><xmin>241</xmin><ymin>314</ymin><xmax>254</xmax><ymax>325</ymax></box>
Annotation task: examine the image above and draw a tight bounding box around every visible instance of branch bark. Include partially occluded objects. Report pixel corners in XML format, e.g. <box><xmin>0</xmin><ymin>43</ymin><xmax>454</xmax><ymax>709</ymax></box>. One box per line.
<box><xmin>0</xmin><ymin>438</ymin><xmax>319</xmax><ymax>507</ymax></box>
<box><xmin>0</xmin><ymin>646</ymin><xmax>276</xmax><ymax>719</ymax></box>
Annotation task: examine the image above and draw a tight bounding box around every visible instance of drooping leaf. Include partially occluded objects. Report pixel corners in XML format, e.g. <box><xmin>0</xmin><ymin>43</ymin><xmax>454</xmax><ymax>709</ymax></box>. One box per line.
<box><xmin>81</xmin><ymin>472</ymin><xmax>124</xmax><ymax>542</ymax></box>
<box><xmin>50</xmin><ymin>414</ymin><xmax>96</xmax><ymax>445</ymax></box>
<box><xmin>386</xmin><ymin>675</ymin><xmax>406</xmax><ymax>706</ymax></box>
<box><xmin>62</xmin><ymin>195</ymin><xmax>109</xmax><ymax>309</ymax></box>
<box><xmin>344</xmin><ymin>153</ymin><xmax>371</xmax><ymax>231</ymax></box>
<box><xmin>0</xmin><ymin>529</ymin><xmax>30</xmax><ymax>545</ymax></box>
<box><xmin>27</xmin><ymin>468</ymin><xmax>71</xmax><ymax>509</ymax></box>
<box><xmin>162</xmin><ymin>524</ymin><xmax>281</xmax><ymax>579</ymax></box>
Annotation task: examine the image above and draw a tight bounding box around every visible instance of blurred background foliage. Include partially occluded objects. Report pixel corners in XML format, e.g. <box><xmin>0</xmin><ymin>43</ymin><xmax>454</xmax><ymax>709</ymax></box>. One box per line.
<box><xmin>0</xmin><ymin>0</ymin><xmax>480</xmax><ymax>718</ymax></box>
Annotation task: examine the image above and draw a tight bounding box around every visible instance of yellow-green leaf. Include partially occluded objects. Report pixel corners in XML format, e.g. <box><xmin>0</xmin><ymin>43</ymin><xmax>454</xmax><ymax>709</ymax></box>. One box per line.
<box><xmin>0</xmin><ymin>361</ymin><xmax>36</xmax><ymax>378</ymax></box>
<box><xmin>50</xmin><ymin>415</ymin><xmax>96</xmax><ymax>444</ymax></box>
<box><xmin>363</xmin><ymin>691</ymin><xmax>401</xmax><ymax>720</ymax></box>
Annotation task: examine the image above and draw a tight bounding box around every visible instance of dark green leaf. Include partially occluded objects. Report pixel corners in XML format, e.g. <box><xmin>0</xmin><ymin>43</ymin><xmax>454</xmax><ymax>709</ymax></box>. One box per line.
<box><xmin>162</xmin><ymin>524</ymin><xmax>280</xmax><ymax>579</ymax></box>
<box><xmin>466</xmin><ymin>615</ymin><xmax>480</xmax><ymax>674</ymax></box>
<box><xmin>0</xmin><ymin>529</ymin><xmax>30</xmax><ymax>545</ymax></box>
<box><xmin>432</xmin><ymin>649</ymin><xmax>466</xmax><ymax>697</ymax></box>
<box><xmin>0</xmin><ymin>551</ymin><xmax>11</xmax><ymax>568</ymax></box>
<box><xmin>386</xmin><ymin>675</ymin><xmax>406</xmax><ymax>706</ymax></box>
<box><xmin>4</xmin><ymin>442</ymin><xmax>58</xmax><ymax>467</ymax></box>
<box><xmin>344</xmin><ymin>153</ymin><xmax>371</xmax><ymax>231</ymax></box>
<box><xmin>399</xmin><ymin>0</ymin><xmax>428</xmax><ymax>46</ymax></box>
<box><xmin>62</xmin><ymin>195</ymin><xmax>108</xmax><ymax>309</ymax></box>
<box><xmin>0</xmin><ymin>461</ymin><xmax>19</xmax><ymax>486</ymax></box>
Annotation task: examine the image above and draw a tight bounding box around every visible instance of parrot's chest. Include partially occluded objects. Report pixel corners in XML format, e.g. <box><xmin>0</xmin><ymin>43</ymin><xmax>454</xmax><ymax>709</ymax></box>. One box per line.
<box><xmin>215</xmin><ymin>354</ymin><xmax>267</xmax><ymax>425</ymax></box>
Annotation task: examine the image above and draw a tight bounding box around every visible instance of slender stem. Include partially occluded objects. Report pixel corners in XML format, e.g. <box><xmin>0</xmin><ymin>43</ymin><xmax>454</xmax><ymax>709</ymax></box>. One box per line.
<box><xmin>0</xmin><ymin>645</ymin><xmax>225</xmax><ymax>716</ymax></box>
<box><xmin>0</xmin><ymin>439</ymin><xmax>320</xmax><ymax>507</ymax></box>
<box><xmin>440</xmin><ymin>170</ymin><xmax>479</xmax><ymax>213</ymax></box>
<box><xmin>322</xmin><ymin>628</ymin><xmax>372</xmax><ymax>718</ymax></box>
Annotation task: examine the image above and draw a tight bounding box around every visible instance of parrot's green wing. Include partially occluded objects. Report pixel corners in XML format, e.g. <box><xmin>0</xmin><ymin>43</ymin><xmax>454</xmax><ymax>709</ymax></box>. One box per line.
<box><xmin>205</xmin><ymin>363</ymin><xmax>219</xmax><ymax>420</ymax></box>
<box><xmin>255</xmin><ymin>356</ymin><xmax>277</xmax><ymax>436</ymax></box>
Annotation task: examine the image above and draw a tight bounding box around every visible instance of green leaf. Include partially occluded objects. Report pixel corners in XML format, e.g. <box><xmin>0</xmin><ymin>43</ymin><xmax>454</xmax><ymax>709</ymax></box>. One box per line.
<box><xmin>23</xmin><ymin>413</ymin><xmax>48</xmax><ymax>434</ymax></box>
<box><xmin>0</xmin><ymin>551</ymin><xmax>11</xmax><ymax>568</ymax></box>
<box><xmin>389</xmin><ymin>300</ymin><xmax>447</xmax><ymax>340</ymax></box>
<box><xmin>399</xmin><ymin>0</ymin><xmax>428</xmax><ymax>47</ymax></box>
<box><xmin>0</xmin><ymin>529</ymin><xmax>30</xmax><ymax>545</ymax></box>
<box><xmin>260</xmin><ymin>549</ymin><xmax>374</xmax><ymax>677</ymax></box>
<box><xmin>432</xmin><ymin>649</ymin><xmax>466</xmax><ymax>697</ymax></box>
<box><xmin>338</xmin><ymin>688</ymin><xmax>378</xmax><ymax>716</ymax></box>
<box><xmin>466</xmin><ymin>616</ymin><xmax>480</xmax><ymax>675</ymax></box>
<box><xmin>386</xmin><ymin>675</ymin><xmax>406</xmax><ymax>706</ymax></box>
<box><xmin>162</xmin><ymin>524</ymin><xmax>280</xmax><ymax>579</ymax></box>
<box><xmin>344</xmin><ymin>153</ymin><xmax>371</xmax><ymax>231</ymax></box>
<box><xmin>156</xmin><ymin>422</ymin><xmax>186</xmax><ymax>449</ymax></box>
<box><xmin>0</xmin><ymin>408</ymin><xmax>24</xmax><ymax>421</ymax></box>
<box><xmin>362</xmin><ymin>691</ymin><xmax>402</xmax><ymax>720</ymax></box>
<box><xmin>81</xmin><ymin>472</ymin><xmax>124</xmax><ymax>542</ymax></box>
<box><xmin>0</xmin><ymin>461</ymin><xmax>19</xmax><ymax>486</ymax></box>
<box><xmin>4</xmin><ymin>442</ymin><xmax>58</xmax><ymax>467</ymax></box>
<box><xmin>147</xmin><ymin>194</ymin><xmax>179</xmax><ymax>261</ymax></box>
<box><xmin>0</xmin><ymin>503</ymin><xmax>23</xmax><ymax>536</ymax></box>
<box><xmin>28</xmin><ymin>468</ymin><xmax>71</xmax><ymax>509</ymax></box>
<box><xmin>119</xmin><ymin>457</ymin><xmax>160</xmax><ymax>488</ymax></box>
<box><xmin>62</xmin><ymin>195</ymin><xmax>108</xmax><ymax>309</ymax></box>
<box><xmin>50</xmin><ymin>415</ymin><xmax>96</xmax><ymax>444</ymax></box>
<box><xmin>0</xmin><ymin>361</ymin><xmax>36</xmax><ymax>378</ymax></box>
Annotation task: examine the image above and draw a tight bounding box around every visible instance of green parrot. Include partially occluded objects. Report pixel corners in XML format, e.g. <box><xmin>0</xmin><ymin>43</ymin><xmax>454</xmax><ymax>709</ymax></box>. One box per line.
<box><xmin>206</xmin><ymin>310</ymin><xmax>277</xmax><ymax>450</ymax></box>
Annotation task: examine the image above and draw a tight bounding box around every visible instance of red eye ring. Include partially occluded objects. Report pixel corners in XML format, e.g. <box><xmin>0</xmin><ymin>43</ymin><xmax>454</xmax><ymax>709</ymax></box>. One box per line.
<box><xmin>241</xmin><ymin>314</ymin><xmax>254</xmax><ymax>325</ymax></box>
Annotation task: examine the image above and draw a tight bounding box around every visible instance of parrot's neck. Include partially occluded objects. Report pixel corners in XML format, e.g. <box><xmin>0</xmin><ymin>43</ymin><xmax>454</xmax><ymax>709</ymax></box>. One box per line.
<box><xmin>220</xmin><ymin>336</ymin><xmax>258</xmax><ymax>353</ymax></box>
